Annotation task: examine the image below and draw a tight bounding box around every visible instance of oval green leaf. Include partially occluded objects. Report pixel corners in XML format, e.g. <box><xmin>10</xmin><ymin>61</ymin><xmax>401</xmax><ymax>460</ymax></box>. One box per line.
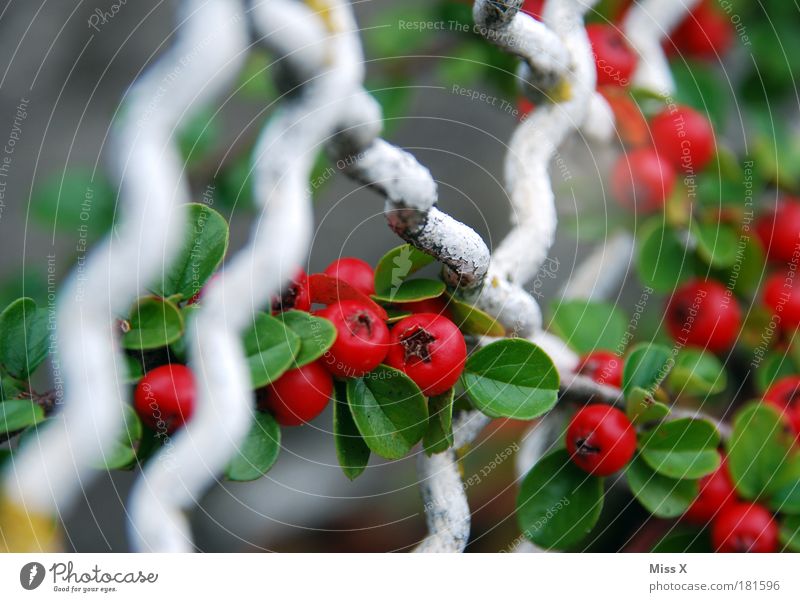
<box><xmin>636</xmin><ymin>221</ymin><xmax>697</xmax><ymax>293</ymax></box>
<box><xmin>517</xmin><ymin>449</ymin><xmax>604</xmax><ymax>550</ymax></box>
<box><xmin>626</xmin><ymin>386</ymin><xmax>670</xmax><ymax>425</ymax></box>
<box><xmin>423</xmin><ymin>388</ymin><xmax>455</xmax><ymax>456</ymax></box>
<box><xmin>373</xmin><ymin>244</ymin><xmax>435</xmax><ymax>296</ymax></box>
<box><xmin>622</xmin><ymin>342</ymin><xmax>673</xmax><ymax>398</ymax></box>
<box><xmin>122</xmin><ymin>296</ymin><xmax>184</xmax><ymax>351</ymax></box>
<box><xmin>276</xmin><ymin>310</ymin><xmax>336</xmax><ymax>368</ymax></box>
<box><xmin>692</xmin><ymin>221</ymin><xmax>739</xmax><ymax>269</ymax></box>
<box><xmin>626</xmin><ymin>455</ymin><xmax>699</xmax><ymax>518</ymax></box>
<box><xmin>0</xmin><ymin>297</ymin><xmax>50</xmax><ymax>379</ymax></box>
<box><xmin>242</xmin><ymin>312</ymin><xmax>301</xmax><ymax>388</ymax></box>
<box><xmin>226</xmin><ymin>411</ymin><xmax>281</xmax><ymax>481</ymax></box>
<box><xmin>0</xmin><ymin>400</ymin><xmax>45</xmax><ymax>435</ymax></box>
<box><xmin>445</xmin><ymin>293</ymin><xmax>505</xmax><ymax>337</ymax></box>
<box><xmin>154</xmin><ymin>203</ymin><xmax>229</xmax><ymax>300</ymax></box>
<box><xmin>346</xmin><ymin>365</ymin><xmax>428</xmax><ymax>460</ymax></box>
<box><xmin>640</xmin><ymin>418</ymin><xmax>721</xmax><ymax>479</ymax></box>
<box><xmin>668</xmin><ymin>348</ymin><xmax>727</xmax><ymax>396</ymax></box>
<box><xmin>333</xmin><ymin>383</ymin><xmax>370</xmax><ymax>480</ymax></box>
<box><xmin>95</xmin><ymin>404</ymin><xmax>143</xmax><ymax>470</ymax></box>
<box><xmin>549</xmin><ymin>299</ymin><xmax>628</xmax><ymax>355</ymax></box>
<box><xmin>463</xmin><ymin>339</ymin><xmax>559</xmax><ymax>419</ymax></box>
<box><xmin>372</xmin><ymin>278</ymin><xmax>445</xmax><ymax>303</ymax></box>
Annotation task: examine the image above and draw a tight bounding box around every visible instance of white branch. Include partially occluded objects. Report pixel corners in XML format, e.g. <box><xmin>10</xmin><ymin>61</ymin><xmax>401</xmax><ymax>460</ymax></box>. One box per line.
<box><xmin>3</xmin><ymin>1</ymin><xmax>246</xmax><ymax>533</ymax></box>
<box><xmin>623</xmin><ymin>0</ymin><xmax>701</xmax><ymax>96</ymax></box>
<box><xmin>127</xmin><ymin>0</ymin><xmax>369</xmax><ymax>551</ymax></box>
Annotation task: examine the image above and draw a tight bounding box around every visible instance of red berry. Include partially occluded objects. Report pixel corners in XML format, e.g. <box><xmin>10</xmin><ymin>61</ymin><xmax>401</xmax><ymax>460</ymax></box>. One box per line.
<box><xmin>565</xmin><ymin>405</ymin><xmax>636</xmax><ymax>476</ymax></box>
<box><xmin>684</xmin><ymin>459</ymin><xmax>737</xmax><ymax>524</ymax></box>
<box><xmin>665</xmin><ymin>279</ymin><xmax>741</xmax><ymax>353</ymax></box>
<box><xmin>711</xmin><ymin>502</ymin><xmax>779</xmax><ymax>553</ymax></box>
<box><xmin>272</xmin><ymin>269</ymin><xmax>311</xmax><ymax>313</ymax></box>
<box><xmin>134</xmin><ymin>364</ymin><xmax>196</xmax><ymax>434</ymax></box>
<box><xmin>611</xmin><ymin>148</ymin><xmax>675</xmax><ymax>213</ymax></box>
<box><xmin>586</xmin><ymin>24</ymin><xmax>637</xmax><ymax>87</ymax></box>
<box><xmin>755</xmin><ymin>199</ymin><xmax>800</xmax><ymax>264</ymax></box>
<box><xmin>669</xmin><ymin>0</ymin><xmax>734</xmax><ymax>60</ymax></box>
<box><xmin>577</xmin><ymin>351</ymin><xmax>623</xmax><ymax>388</ymax></box>
<box><xmin>517</xmin><ymin>97</ymin><xmax>535</xmax><ymax>119</ymax></box>
<box><xmin>764</xmin><ymin>272</ymin><xmax>800</xmax><ymax>330</ymax></box>
<box><xmin>521</xmin><ymin>0</ymin><xmax>544</xmax><ymax>20</ymax></box>
<box><xmin>323</xmin><ymin>257</ymin><xmax>375</xmax><ymax>296</ymax></box>
<box><xmin>398</xmin><ymin>296</ymin><xmax>453</xmax><ymax>320</ymax></box>
<box><xmin>764</xmin><ymin>377</ymin><xmax>800</xmax><ymax>435</ymax></box>
<box><xmin>385</xmin><ymin>313</ymin><xmax>467</xmax><ymax>396</ymax></box>
<box><xmin>599</xmin><ymin>87</ymin><xmax>649</xmax><ymax>147</ymax></box>
<box><xmin>317</xmin><ymin>300</ymin><xmax>390</xmax><ymax>378</ymax></box>
<box><xmin>650</xmin><ymin>105</ymin><xmax>715</xmax><ymax>172</ymax></box>
<box><xmin>262</xmin><ymin>361</ymin><xmax>333</xmax><ymax>426</ymax></box>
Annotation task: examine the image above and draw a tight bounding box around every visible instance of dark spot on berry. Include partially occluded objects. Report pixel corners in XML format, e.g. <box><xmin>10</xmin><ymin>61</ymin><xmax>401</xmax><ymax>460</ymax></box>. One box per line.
<box><xmin>346</xmin><ymin>311</ymin><xmax>374</xmax><ymax>338</ymax></box>
<box><xmin>574</xmin><ymin>436</ymin><xmax>601</xmax><ymax>457</ymax></box>
<box><xmin>272</xmin><ymin>282</ymin><xmax>301</xmax><ymax>312</ymax></box>
<box><xmin>399</xmin><ymin>326</ymin><xmax>437</xmax><ymax>363</ymax></box>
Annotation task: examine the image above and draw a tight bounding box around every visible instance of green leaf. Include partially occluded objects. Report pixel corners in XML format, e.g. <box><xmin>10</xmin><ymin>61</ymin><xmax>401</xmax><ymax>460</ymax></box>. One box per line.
<box><xmin>640</xmin><ymin>418</ymin><xmax>721</xmax><ymax>479</ymax></box>
<box><xmin>154</xmin><ymin>203</ymin><xmax>229</xmax><ymax>300</ymax></box>
<box><xmin>626</xmin><ymin>455</ymin><xmax>699</xmax><ymax>518</ymax></box>
<box><xmin>626</xmin><ymin>386</ymin><xmax>670</xmax><ymax>425</ymax></box>
<box><xmin>462</xmin><ymin>339</ymin><xmax>560</xmax><ymax>420</ymax></box>
<box><xmin>651</xmin><ymin>529</ymin><xmax>711</xmax><ymax>553</ymax></box>
<box><xmin>385</xmin><ymin>308</ymin><xmax>412</xmax><ymax>324</ymax></box>
<box><xmin>373</xmin><ymin>244</ymin><xmax>434</xmax><ymax>297</ymax></box>
<box><xmin>95</xmin><ymin>405</ymin><xmax>142</xmax><ymax>470</ymax></box>
<box><xmin>333</xmin><ymin>384</ymin><xmax>370</xmax><ymax>480</ymax></box>
<box><xmin>692</xmin><ymin>221</ymin><xmax>739</xmax><ymax>269</ymax></box>
<box><xmin>622</xmin><ymin>343</ymin><xmax>673</xmax><ymax>398</ymax></box>
<box><xmin>123</xmin><ymin>355</ymin><xmax>144</xmax><ymax>384</ymax></box>
<box><xmin>276</xmin><ymin>310</ymin><xmax>336</xmax><ymax>368</ymax></box>
<box><xmin>726</xmin><ymin>402</ymin><xmax>795</xmax><ymax>500</ymax></box>
<box><xmin>0</xmin><ymin>375</ymin><xmax>26</xmax><ymax>401</ymax></box>
<box><xmin>372</xmin><ymin>279</ymin><xmax>445</xmax><ymax>303</ymax></box>
<box><xmin>0</xmin><ymin>298</ymin><xmax>49</xmax><ymax>379</ymax></box>
<box><xmin>779</xmin><ymin>515</ymin><xmax>800</xmax><ymax>552</ymax></box>
<box><xmin>178</xmin><ymin>108</ymin><xmax>220</xmax><ymax>164</ymax></box>
<box><xmin>713</xmin><ymin>235</ymin><xmax>765</xmax><ymax>296</ymax></box>
<box><xmin>671</xmin><ymin>60</ymin><xmax>729</xmax><ymax>131</ymax></box>
<box><xmin>517</xmin><ymin>449</ymin><xmax>604</xmax><ymax>550</ymax></box>
<box><xmin>755</xmin><ymin>352</ymin><xmax>796</xmax><ymax>394</ymax></box>
<box><xmin>31</xmin><ymin>169</ymin><xmax>115</xmax><ymax>238</ymax></box>
<box><xmin>346</xmin><ymin>365</ymin><xmax>428</xmax><ymax>460</ymax></box>
<box><xmin>668</xmin><ymin>348</ymin><xmax>727</xmax><ymax>396</ymax></box>
<box><xmin>549</xmin><ymin>299</ymin><xmax>628</xmax><ymax>355</ymax></box>
<box><xmin>226</xmin><ymin>411</ymin><xmax>281</xmax><ymax>481</ymax></box>
<box><xmin>636</xmin><ymin>221</ymin><xmax>696</xmax><ymax>293</ymax></box>
<box><xmin>121</xmin><ymin>296</ymin><xmax>184</xmax><ymax>351</ymax></box>
<box><xmin>444</xmin><ymin>293</ymin><xmax>505</xmax><ymax>337</ymax></box>
<box><xmin>769</xmin><ymin>454</ymin><xmax>800</xmax><ymax>514</ymax></box>
<box><xmin>242</xmin><ymin>312</ymin><xmax>301</xmax><ymax>388</ymax></box>
<box><xmin>0</xmin><ymin>400</ymin><xmax>45</xmax><ymax>435</ymax></box>
<box><xmin>423</xmin><ymin>389</ymin><xmax>455</xmax><ymax>455</ymax></box>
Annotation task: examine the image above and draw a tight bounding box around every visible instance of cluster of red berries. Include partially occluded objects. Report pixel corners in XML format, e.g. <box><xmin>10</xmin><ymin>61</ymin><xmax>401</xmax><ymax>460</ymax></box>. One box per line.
<box><xmin>685</xmin><ymin>459</ymin><xmax>779</xmax><ymax>553</ymax></box>
<box><xmin>133</xmin><ymin>256</ymin><xmax>468</xmax><ymax>433</ymax></box>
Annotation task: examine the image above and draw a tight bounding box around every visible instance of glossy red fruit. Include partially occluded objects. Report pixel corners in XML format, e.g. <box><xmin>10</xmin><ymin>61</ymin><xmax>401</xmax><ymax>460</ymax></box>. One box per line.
<box><xmin>577</xmin><ymin>351</ymin><xmax>623</xmax><ymax>388</ymax></box>
<box><xmin>611</xmin><ymin>148</ymin><xmax>675</xmax><ymax>213</ymax></box>
<box><xmin>684</xmin><ymin>459</ymin><xmax>737</xmax><ymax>524</ymax></box>
<box><xmin>764</xmin><ymin>376</ymin><xmax>800</xmax><ymax>435</ymax></box>
<box><xmin>317</xmin><ymin>300</ymin><xmax>390</xmax><ymax>378</ymax></box>
<box><xmin>262</xmin><ymin>361</ymin><xmax>333</xmax><ymax>426</ymax></box>
<box><xmin>385</xmin><ymin>313</ymin><xmax>467</xmax><ymax>396</ymax></box>
<box><xmin>764</xmin><ymin>272</ymin><xmax>800</xmax><ymax>330</ymax></box>
<box><xmin>521</xmin><ymin>0</ymin><xmax>544</xmax><ymax>20</ymax></box>
<box><xmin>650</xmin><ymin>105</ymin><xmax>715</xmax><ymax>172</ymax></box>
<box><xmin>323</xmin><ymin>257</ymin><xmax>375</xmax><ymax>296</ymax></box>
<box><xmin>134</xmin><ymin>364</ymin><xmax>196</xmax><ymax>434</ymax></box>
<box><xmin>517</xmin><ymin>97</ymin><xmax>535</xmax><ymax>119</ymax></box>
<box><xmin>669</xmin><ymin>0</ymin><xmax>734</xmax><ymax>60</ymax></box>
<box><xmin>711</xmin><ymin>502</ymin><xmax>779</xmax><ymax>553</ymax></box>
<box><xmin>272</xmin><ymin>269</ymin><xmax>311</xmax><ymax>313</ymax></box>
<box><xmin>565</xmin><ymin>405</ymin><xmax>636</xmax><ymax>476</ymax></box>
<box><xmin>755</xmin><ymin>199</ymin><xmax>800</xmax><ymax>264</ymax></box>
<box><xmin>586</xmin><ymin>23</ymin><xmax>637</xmax><ymax>87</ymax></box>
<box><xmin>665</xmin><ymin>279</ymin><xmax>741</xmax><ymax>353</ymax></box>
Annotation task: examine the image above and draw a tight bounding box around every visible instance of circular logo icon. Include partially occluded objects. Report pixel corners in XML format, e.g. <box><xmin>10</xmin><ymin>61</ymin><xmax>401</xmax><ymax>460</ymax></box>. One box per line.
<box><xmin>20</xmin><ymin>562</ymin><xmax>46</xmax><ymax>591</ymax></box>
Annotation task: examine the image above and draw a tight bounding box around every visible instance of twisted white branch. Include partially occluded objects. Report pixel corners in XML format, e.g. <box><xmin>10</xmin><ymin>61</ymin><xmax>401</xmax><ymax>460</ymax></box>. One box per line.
<box><xmin>623</xmin><ymin>0</ymin><xmax>701</xmax><ymax>96</ymax></box>
<box><xmin>2</xmin><ymin>1</ymin><xmax>245</xmax><ymax>537</ymax></box>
